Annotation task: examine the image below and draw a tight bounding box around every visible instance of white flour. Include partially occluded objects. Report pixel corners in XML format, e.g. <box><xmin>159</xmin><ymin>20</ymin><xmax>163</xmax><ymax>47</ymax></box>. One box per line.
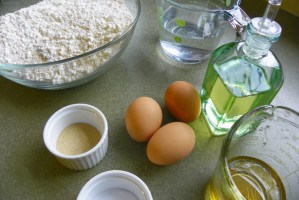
<box><xmin>0</xmin><ymin>0</ymin><xmax>133</xmax><ymax>84</ymax></box>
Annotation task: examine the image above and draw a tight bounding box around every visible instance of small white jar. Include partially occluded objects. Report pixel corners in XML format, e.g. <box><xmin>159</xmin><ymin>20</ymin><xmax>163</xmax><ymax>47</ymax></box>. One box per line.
<box><xmin>77</xmin><ymin>170</ymin><xmax>153</xmax><ymax>200</ymax></box>
<box><xmin>43</xmin><ymin>103</ymin><xmax>108</xmax><ymax>170</ymax></box>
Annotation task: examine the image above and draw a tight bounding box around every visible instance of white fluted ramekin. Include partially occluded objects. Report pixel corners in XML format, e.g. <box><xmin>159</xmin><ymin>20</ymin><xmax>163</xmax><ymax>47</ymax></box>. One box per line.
<box><xmin>43</xmin><ymin>104</ymin><xmax>108</xmax><ymax>170</ymax></box>
<box><xmin>77</xmin><ymin>170</ymin><xmax>153</xmax><ymax>200</ymax></box>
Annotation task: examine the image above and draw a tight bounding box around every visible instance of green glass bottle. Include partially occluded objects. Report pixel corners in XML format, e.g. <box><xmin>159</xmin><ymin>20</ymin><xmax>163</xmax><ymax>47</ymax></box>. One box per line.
<box><xmin>200</xmin><ymin>0</ymin><xmax>284</xmax><ymax>136</ymax></box>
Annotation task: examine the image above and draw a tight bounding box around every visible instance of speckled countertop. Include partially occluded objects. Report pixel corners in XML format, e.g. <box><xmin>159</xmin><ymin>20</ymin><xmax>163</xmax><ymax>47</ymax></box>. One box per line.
<box><xmin>0</xmin><ymin>0</ymin><xmax>298</xmax><ymax>199</ymax></box>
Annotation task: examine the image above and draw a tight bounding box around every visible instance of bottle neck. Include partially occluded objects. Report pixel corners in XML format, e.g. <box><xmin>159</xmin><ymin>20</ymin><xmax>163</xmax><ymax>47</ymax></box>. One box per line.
<box><xmin>243</xmin><ymin>34</ymin><xmax>272</xmax><ymax>59</ymax></box>
<box><xmin>242</xmin><ymin>17</ymin><xmax>281</xmax><ymax>59</ymax></box>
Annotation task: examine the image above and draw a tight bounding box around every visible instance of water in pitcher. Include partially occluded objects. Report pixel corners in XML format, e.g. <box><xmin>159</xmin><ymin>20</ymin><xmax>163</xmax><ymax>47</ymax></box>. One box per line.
<box><xmin>158</xmin><ymin>3</ymin><xmax>224</xmax><ymax>63</ymax></box>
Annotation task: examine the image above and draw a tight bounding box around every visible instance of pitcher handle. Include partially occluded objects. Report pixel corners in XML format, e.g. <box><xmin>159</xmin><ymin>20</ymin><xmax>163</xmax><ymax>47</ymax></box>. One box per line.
<box><xmin>224</xmin><ymin>6</ymin><xmax>250</xmax><ymax>40</ymax></box>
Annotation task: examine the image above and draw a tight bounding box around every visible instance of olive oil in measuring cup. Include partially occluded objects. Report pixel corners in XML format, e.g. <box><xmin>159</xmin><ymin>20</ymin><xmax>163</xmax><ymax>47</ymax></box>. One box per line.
<box><xmin>206</xmin><ymin>156</ymin><xmax>286</xmax><ymax>199</ymax></box>
<box><xmin>229</xmin><ymin>156</ymin><xmax>286</xmax><ymax>199</ymax></box>
<box><xmin>205</xmin><ymin>105</ymin><xmax>299</xmax><ymax>200</ymax></box>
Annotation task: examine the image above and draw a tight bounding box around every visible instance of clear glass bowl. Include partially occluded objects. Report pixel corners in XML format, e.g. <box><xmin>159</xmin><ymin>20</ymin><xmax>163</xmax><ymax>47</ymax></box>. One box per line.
<box><xmin>0</xmin><ymin>0</ymin><xmax>141</xmax><ymax>89</ymax></box>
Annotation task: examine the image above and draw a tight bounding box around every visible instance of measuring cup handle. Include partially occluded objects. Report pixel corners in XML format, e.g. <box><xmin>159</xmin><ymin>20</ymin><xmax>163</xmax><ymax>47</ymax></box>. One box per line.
<box><xmin>224</xmin><ymin>6</ymin><xmax>250</xmax><ymax>40</ymax></box>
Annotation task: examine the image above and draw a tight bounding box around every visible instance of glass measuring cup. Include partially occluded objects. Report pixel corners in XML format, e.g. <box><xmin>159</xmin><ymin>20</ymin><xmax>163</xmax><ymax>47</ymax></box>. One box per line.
<box><xmin>205</xmin><ymin>105</ymin><xmax>299</xmax><ymax>200</ymax></box>
<box><xmin>156</xmin><ymin>0</ymin><xmax>250</xmax><ymax>64</ymax></box>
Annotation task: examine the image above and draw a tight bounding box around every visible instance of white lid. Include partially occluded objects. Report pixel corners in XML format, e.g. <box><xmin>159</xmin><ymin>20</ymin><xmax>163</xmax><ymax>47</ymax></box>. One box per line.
<box><xmin>77</xmin><ymin>170</ymin><xmax>153</xmax><ymax>200</ymax></box>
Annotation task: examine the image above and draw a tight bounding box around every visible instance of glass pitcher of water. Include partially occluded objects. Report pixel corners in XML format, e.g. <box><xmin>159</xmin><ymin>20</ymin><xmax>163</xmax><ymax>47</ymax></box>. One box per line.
<box><xmin>156</xmin><ymin>0</ymin><xmax>250</xmax><ymax>64</ymax></box>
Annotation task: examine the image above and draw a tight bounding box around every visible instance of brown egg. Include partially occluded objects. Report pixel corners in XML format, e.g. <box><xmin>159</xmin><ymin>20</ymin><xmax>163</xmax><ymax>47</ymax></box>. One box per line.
<box><xmin>125</xmin><ymin>97</ymin><xmax>163</xmax><ymax>142</ymax></box>
<box><xmin>165</xmin><ymin>81</ymin><xmax>201</xmax><ymax>123</ymax></box>
<box><xmin>146</xmin><ymin>122</ymin><xmax>195</xmax><ymax>165</ymax></box>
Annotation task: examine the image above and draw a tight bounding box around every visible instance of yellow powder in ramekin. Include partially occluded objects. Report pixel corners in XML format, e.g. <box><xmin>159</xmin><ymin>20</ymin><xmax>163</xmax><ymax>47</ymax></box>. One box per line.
<box><xmin>56</xmin><ymin>123</ymin><xmax>101</xmax><ymax>155</ymax></box>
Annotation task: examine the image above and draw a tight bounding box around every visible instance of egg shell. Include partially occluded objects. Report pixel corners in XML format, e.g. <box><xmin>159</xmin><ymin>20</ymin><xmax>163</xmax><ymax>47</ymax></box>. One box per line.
<box><xmin>125</xmin><ymin>97</ymin><xmax>163</xmax><ymax>142</ymax></box>
<box><xmin>146</xmin><ymin>122</ymin><xmax>195</xmax><ymax>165</ymax></box>
<box><xmin>165</xmin><ymin>81</ymin><xmax>201</xmax><ymax>123</ymax></box>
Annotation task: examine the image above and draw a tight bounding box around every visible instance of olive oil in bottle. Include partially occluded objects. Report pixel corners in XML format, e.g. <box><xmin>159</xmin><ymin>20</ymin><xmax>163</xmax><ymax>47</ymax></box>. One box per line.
<box><xmin>200</xmin><ymin>0</ymin><xmax>283</xmax><ymax>135</ymax></box>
